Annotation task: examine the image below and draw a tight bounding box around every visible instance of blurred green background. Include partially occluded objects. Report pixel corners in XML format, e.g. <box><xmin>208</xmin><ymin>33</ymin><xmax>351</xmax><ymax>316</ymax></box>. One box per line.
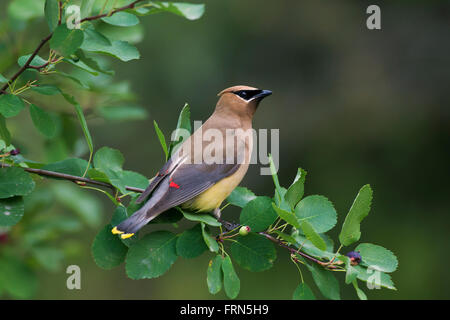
<box><xmin>1</xmin><ymin>0</ymin><xmax>449</xmax><ymax>299</ymax></box>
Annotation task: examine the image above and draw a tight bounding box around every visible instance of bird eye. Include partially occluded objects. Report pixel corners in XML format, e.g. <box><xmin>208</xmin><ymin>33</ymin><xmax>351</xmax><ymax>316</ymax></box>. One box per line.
<box><xmin>239</xmin><ymin>91</ymin><xmax>247</xmax><ymax>98</ymax></box>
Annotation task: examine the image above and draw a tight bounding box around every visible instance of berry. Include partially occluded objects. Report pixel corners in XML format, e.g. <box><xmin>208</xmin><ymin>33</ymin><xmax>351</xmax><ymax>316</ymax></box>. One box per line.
<box><xmin>239</xmin><ymin>226</ymin><xmax>251</xmax><ymax>236</ymax></box>
<box><xmin>346</xmin><ymin>251</ymin><xmax>362</xmax><ymax>266</ymax></box>
<box><xmin>10</xmin><ymin>148</ymin><xmax>20</xmax><ymax>156</ymax></box>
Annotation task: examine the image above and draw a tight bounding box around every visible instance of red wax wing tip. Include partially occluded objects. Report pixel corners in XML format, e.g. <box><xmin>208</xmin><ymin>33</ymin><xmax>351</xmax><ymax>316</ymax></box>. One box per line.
<box><xmin>169</xmin><ymin>180</ymin><xmax>180</xmax><ymax>189</ymax></box>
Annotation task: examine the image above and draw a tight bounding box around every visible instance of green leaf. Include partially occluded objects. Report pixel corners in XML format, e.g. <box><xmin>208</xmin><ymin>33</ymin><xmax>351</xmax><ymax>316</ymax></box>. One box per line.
<box><xmin>354</xmin><ymin>265</ymin><xmax>396</xmax><ymax>290</ymax></box>
<box><xmin>179</xmin><ymin>208</ymin><xmax>221</xmax><ymax>227</ymax></box>
<box><xmin>97</xmin><ymin>105</ymin><xmax>147</xmax><ymax>121</ymax></box>
<box><xmin>50</xmin><ymin>24</ymin><xmax>84</xmax><ymax>57</ymax></box>
<box><xmin>110</xmin><ymin>205</ymin><xmax>128</xmax><ymax>226</ymax></box>
<box><xmin>176</xmin><ymin>224</ymin><xmax>207</xmax><ymax>259</ymax></box>
<box><xmin>307</xmin><ymin>263</ymin><xmax>341</xmax><ymax>300</ymax></box>
<box><xmin>207</xmin><ymin>255</ymin><xmax>223</xmax><ymax>295</ymax></box>
<box><xmin>64</xmin><ymin>57</ymin><xmax>99</xmax><ymax>76</ymax></box>
<box><xmin>352</xmin><ymin>280</ymin><xmax>368</xmax><ymax>300</ymax></box>
<box><xmin>62</xmin><ymin>93</ymin><xmax>93</xmax><ymax>155</ymax></box>
<box><xmin>101</xmin><ymin>12</ymin><xmax>139</xmax><ymax>26</ymax></box>
<box><xmin>31</xmin><ymin>84</ymin><xmax>61</xmax><ymax>95</ymax></box>
<box><xmin>42</xmin><ymin>158</ymin><xmax>90</xmax><ymax>177</ymax></box>
<box><xmin>272</xmin><ymin>230</ymin><xmax>298</xmax><ymax>245</ymax></box>
<box><xmin>0</xmin><ymin>94</ymin><xmax>25</xmax><ymax>118</ymax></box>
<box><xmin>94</xmin><ymin>146</ymin><xmax>124</xmax><ymax>172</ymax></box>
<box><xmin>153</xmin><ymin>120</ymin><xmax>168</xmax><ymax>160</ymax></box>
<box><xmin>0</xmin><ymin>115</ymin><xmax>11</xmax><ymax>145</ymax></box>
<box><xmin>295</xmin><ymin>195</ymin><xmax>337</xmax><ymax>233</ymax></box>
<box><xmin>240</xmin><ymin>196</ymin><xmax>277</xmax><ymax>232</ymax></box>
<box><xmin>81</xmin><ymin>36</ymin><xmax>140</xmax><ymax>62</ymax></box>
<box><xmin>0</xmin><ymin>254</ymin><xmax>38</xmax><ymax>299</ymax></box>
<box><xmin>119</xmin><ymin>170</ymin><xmax>149</xmax><ymax>190</ymax></box>
<box><xmin>92</xmin><ymin>224</ymin><xmax>128</xmax><ymax>269</ymax></box>
<box><xmin>293</xmin><ymin>283</ymin><xmax>316</xmax><ymax>300</ymax></box>
<box><xmin>125</xmin><ymin>230</ymin><xmax>178</xmax><ymax>279</ymax></box>
<box><xmin>8</xmin><ymin>0</ymin><xmax>45</xmax><ymax>21</ymax></box>
<box><xmin>75</xmin><ymin>50</ymin><xmax>114</xmax><ymax>75</ymax></box>
<box><xmin>299</xmin><ymin>220</ymin><xmax>327</xmax><ymax>251</ymax></box>
<box><xmin>29</xmin><ymin>104</ymin><xmax>56</xmax><ymax>138</ymax></box>
<box><xmin>44</xmin><ymin>0</ymin><xmax>59</xmax><ymax>31</ymax></box>
<box><xmin>17</xmin><ymin>54</ymin><xmax>48</xmax><ymax>68</ymax></box>
<box><xmin>31</xmin><ymin>247</ymin><xmax>64</xmax><ymax>272</ymax></box>
<box><xmin>355</xmin><ymin>243</ymin><xmax>398</xmax><ymax>273</ymax></box>
<box><xmin>168</xmin><ymin>103</ymin><xmax>191</xmax><ymax>156</ymax></box>
<box><xmin>200</xmin><ymin>222</ymin><xmax>219</xmax><ymax>253</ymax></box>
<box><xmin>80</xmin><ymin>28</ymin><xmax>111</xmax><ymax>48</ymax></box>
<box><xmin>285</xmin><ymin>168</ymin><xmax>307</xmax><ymax>210</ymax></box>
<box><xmin>272</xmin><ymin>203</ymin><xmax>300</xmax><ymax>228</ymax></box>
<box><xmin>0</xmin><ymin>197</ymin><xmax>24</xmax><ymax>226</ymax></box>
<box><xmin>222</xmin><ymin>256</ymin><xmax>240</xmax><ymax>299</ymax></box>
<box><xmin>138</xmin><ymin>2</ymin><xmax>205</xmax><ymax>20</ymax></box>
<box><xmin>341</xmin><ymin>256</ymin><xmax>359</xmax><ymax>284</ymax></box>
<box><xmin>227</xmin><ymin>187</ymin><xmax>256</xmax><ymax>208</ymax></box>
<box><xmin>150</xmin><ymin>207</ymin><xmax>183</xmax><ymax>224</ymax></box>
<box><xmin>292</xmin><ymin>233</ymin><xmax>335</xmax><ymax>260</ymax></box>
<box><xmin>339</xmin><ymin>184</ymin><xmax>373</xmax><ymax>246</ymax></box>
<box><xmin>230</xmin><ymin>233</ymin><xmax>276</xmax><ymax>272</ymax></box>
<box><xmin>0</xmin><ymin>167</ymin><xmax>35</xmax><ymax>199</ymax></box>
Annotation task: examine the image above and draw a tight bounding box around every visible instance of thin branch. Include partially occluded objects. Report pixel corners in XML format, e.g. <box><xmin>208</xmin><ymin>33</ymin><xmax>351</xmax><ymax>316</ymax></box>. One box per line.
<box><xmin>0</xmin><ymin>0</ymin><xmax>145</xmax><ymax>95</ymax></box>
<box><xmin>0</xmin><ymin>163</ymin><xmax>144</xmax><ymax>193</ymax></box>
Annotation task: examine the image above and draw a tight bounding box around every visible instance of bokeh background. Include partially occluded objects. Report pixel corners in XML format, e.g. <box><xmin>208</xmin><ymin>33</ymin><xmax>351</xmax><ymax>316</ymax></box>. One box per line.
<box><xmin>1</xmin><ymin>0</ymin><xmax>449</xmax><ymax>299</ymax></box>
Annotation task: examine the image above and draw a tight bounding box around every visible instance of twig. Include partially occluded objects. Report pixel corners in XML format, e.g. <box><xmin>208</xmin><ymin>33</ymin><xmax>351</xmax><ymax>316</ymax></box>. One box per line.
<box><xmin>0</xmin><ymin>163</ymin><xmax>144</xmax><ymax>193</ymax></box>
<box><xmin>0</xmin><ymin>0</ymin><xmax>145</xmax><ymax>95</ymax></box>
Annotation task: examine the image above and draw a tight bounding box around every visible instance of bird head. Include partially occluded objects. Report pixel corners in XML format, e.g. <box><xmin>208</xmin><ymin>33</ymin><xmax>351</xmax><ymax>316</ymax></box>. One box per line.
<box><xmin>216</xmin><ymin>85</ymin><xmax>272</xmax><ymax>119</ymax></box>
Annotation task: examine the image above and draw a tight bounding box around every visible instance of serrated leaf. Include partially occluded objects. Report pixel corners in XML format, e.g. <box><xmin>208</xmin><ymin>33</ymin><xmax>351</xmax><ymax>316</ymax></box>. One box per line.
<box><xmin>0</xmin><ymin>94</ymin><xmax>25</xmax><ymax>118</ymax></box>
<box><xmin>17</xmin><ymin>54</ymin><xmax>48</xmax><ymax>68</ymax></box>
<box><xmin>240</xmin><ymin>196</ymin><xmax>277</xmax><ymax>232</ymax></box>
<box><xmin>0</xmin><ymin>167</ymin><xmax>35</xmax><ymax>199</ymax></box>
<box><xmin>75</xmin><ymin>50</ymin><xmax>114</xmax><ymax>75</ymax></box>
<box><xmin>125</xmin><ymin>230</ymin><xmax>178</xmax><ymax>279</ymax></box>
<box><xmin>295</xmin><ymin>195</ymin><xmax>337</xmax><ymax>233</ymax></box>
<box><xmin>227</xmin><ymin>187</ymin><xmax>256</xmax><ymax>208</ymax></box>
<box><xmin>292</xmin><ymin>233</ymin><xmax>335</xmax><ymax>260</ymax></box>
<box><xmin>29</xmin><ymin>104</ymin><xmax>56</xmax><ymax>138</ymax></box>
<box><xmin>272</xmin><ymin>202</ymin><xmax>300</xmax><ymax>228</ymax></box>
<box><xmin>307</xmin><ymin>263</ymin><xmax>340</xmax><ymax>300</ymax></box>
<box><xmin>94</xmin><ymin>146</ymin><xmax>124</xmax><ymax>172</ymax></box>
<box><xmin>339</xmin><ymin>184</ymin><xmax>373</xmax><ymax>246</ymax></box>
<box><xmin>50</xmin><ymin>24</ymin><xmax>84</xmax><ymax>57</ymax></box>
<box><xmin>285</xmin><ymin>168</ymin><xmax>307</xmax><ymax>209</ymax></box>
<box><xmin>207</xmin><ymin>255</ymin><xmax>223</xmax><ymax>295</ymax></box>
<box><xmin>222</xmin><ymin>256</ymin><xmax>240</xmax><ymax>299</ymax></box>
<box><xmin>42</xmin><ymin>158</ymin><xmax>90</xmax><ymax>177</ymax></box>
<box><xmin>293</xmin><ymin>283</ymin><xmax>316</xmax><ymax>300</ymax></box>
<box><xmin>92</xmin><ymin>224</ymin><xmax>128</xmax><ymax>269</ymax></box>
<box><xmin>300</xmin><ymin>220</ymin><xmax>327</xmax><ymax>251</ymax></box>
<box><xmin>230</xmin><ymin>233</ymin><xmax>276</xmax><ymax>272</ymax></box>
<box><xmin>153</xmin><ymin>120</ymin><xmax>168</xmax><ymax>160</ymax></box>
<box><xmin>200</xmin><ymin>222</ymin><xmax>219</xmax><ymax>253</ymax></box>
<box><xmin>355</xmin><ymin>243</ymin><xmax>398</xmax><ymax>273</ymax></box>
<box><xmin>354</xmin><ymin>265</ymin><xmax>396</xmax><ymax>290</ymax></box>
<box><xmin>168</xmin><ymin>103</ymin><xmax>191</xmax><ymax>156</ymax></box>
<box><xmin>176</xmin><ymin>224</ymin><xmax>207</xmax><ymax>259</ymax></box>
<box><xmin>101</xmin><ymin>11</ymin><xmax>139</xmax><ymax>26</ymax></box>
<box><xmin>0</xmin><ymin>196</ymin><xmax>24</xmax><ymax>226</ymax></box>
<box><xmin>81</xmin><ymin>36</ymin><xmax>139</xmax><ymax>61</ymax></box>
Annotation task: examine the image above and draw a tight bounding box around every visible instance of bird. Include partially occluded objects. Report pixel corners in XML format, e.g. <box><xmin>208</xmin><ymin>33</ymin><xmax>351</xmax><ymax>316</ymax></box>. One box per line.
<box><xmin>112</xmin><ymin>85</ymin><xmax>272</xmax><ymax>239</ymax></box>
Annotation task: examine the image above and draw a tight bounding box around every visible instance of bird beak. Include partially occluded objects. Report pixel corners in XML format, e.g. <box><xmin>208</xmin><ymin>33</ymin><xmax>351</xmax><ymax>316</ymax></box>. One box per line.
<box><xmin>253</xmin><ymin>89</ymin><xmax>272</xmax><ymax>101</ymax></box>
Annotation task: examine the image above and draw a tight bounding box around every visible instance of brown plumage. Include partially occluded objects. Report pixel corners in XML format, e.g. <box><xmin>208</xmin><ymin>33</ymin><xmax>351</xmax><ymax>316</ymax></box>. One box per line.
<box><xmin>112</xmin><ymin>85</ymin><xmax>272</xmax><ymax>238</ymax></box>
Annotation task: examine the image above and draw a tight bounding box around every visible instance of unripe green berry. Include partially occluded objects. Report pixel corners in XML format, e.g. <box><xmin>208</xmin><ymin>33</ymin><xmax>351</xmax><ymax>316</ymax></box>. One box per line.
<box><xmin>239</xmin><ymin>226</ymin><xmax>251</xmax><ymax>236</ymax></box>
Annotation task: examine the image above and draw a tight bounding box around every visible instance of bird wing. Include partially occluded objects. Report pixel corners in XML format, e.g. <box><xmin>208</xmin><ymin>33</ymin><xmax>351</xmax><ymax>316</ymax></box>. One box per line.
<box><xmin>149</xmin><ymin>160</ymin><xmax>240</xmax><ymax>214</ymax></box>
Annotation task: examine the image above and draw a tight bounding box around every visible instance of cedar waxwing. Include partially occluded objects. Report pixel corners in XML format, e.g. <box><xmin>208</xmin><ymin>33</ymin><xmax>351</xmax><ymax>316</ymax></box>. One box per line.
<box><xmin>112</xmin><ymin>85</ymin><xmax>272</xmax><ymax>238</ymax></box>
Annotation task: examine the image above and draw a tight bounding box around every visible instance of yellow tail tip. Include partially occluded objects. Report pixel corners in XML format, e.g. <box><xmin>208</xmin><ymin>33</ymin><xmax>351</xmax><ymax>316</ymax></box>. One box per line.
<box><xmin>121</xmin><ymin>233</ymin><xmax>135</xmax><ymax>239</ymax></box>
<box><xmin>111</xmin><ymin>226</ymin><xmax>124</xmax><ymax>235</ymax></box>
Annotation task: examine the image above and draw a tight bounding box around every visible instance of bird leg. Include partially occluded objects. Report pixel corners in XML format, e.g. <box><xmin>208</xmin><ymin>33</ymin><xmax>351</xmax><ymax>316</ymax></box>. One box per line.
<box><xmin>214</xmin><ymin>208</ymin><xmax>240</xmax><ymax>231</ymax></box>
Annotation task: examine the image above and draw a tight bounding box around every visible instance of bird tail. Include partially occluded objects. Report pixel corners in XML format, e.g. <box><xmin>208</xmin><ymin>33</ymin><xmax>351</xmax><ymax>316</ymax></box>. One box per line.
<box><xmin>111</xmin><ymin>204</ymin><xmax>160</xmax><ymax>239</ymax></box>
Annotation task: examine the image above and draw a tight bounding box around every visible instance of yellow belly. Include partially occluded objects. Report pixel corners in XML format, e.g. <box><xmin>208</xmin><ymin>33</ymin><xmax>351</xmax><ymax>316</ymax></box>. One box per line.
<box><xmin>181</xmin><ymin>166</ymin><xmax>247</xmax><ymax>212</ymax></box>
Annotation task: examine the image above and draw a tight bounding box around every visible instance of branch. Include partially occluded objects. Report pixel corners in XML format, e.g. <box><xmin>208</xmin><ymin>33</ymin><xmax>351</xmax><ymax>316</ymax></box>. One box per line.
<box><xmin>0</xmin><ymin>0</ymin><xmax>145</xmax><ymax>94</ymax></box>
<box><xmin>0</xmin><ymin>163</ymin><xmax>144</xmax><ymax>193</ymax></box>
<box><xmin>1</xmin><ymin>161</ymin><xmax>330</xmax><ymax>268</ymax></box>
